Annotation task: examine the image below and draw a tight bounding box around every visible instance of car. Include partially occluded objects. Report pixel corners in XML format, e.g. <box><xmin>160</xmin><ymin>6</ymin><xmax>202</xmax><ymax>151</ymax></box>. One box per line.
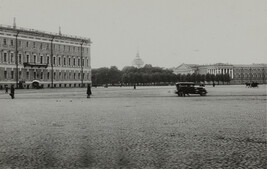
<box><xmin>245</xmin><ymin>82</ymin><xmax>259</xmax><ymax>88</ymax></box>
<box><xmin>32</xmin><ymin>80</ymin><xmax>43</xmax><ymax>89</ymax></box>
<box><xmin>175</xmin><ymin>82</ymin><xmax>207</xmax><ymax>97</ymax></box>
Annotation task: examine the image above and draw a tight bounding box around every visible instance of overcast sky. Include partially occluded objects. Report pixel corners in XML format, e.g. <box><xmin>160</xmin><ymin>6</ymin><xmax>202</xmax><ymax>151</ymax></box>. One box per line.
<box><xmin>0</xmin><ymin>0</ymin><xmax>266</xmax><ymax>69</ymax></box>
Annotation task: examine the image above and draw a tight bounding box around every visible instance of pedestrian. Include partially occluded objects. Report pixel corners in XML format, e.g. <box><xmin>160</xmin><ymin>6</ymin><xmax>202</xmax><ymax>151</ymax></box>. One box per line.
<box><xmin>134</xmin><ymin>84</ymin><xmax>136</xmax><ymax>90</ymax></box>
<box><xmin>87</xmin><ymin>84</ymin><xmax>92</xmax><ymax>98</ymax></box>
<box><xmin>212</xmin><ymin>82</ymin><xmax>215</xmax><ymax>87</ymax></box>
<box><xmin>10</xmin><ymin>85</ymin><xmax>15</xmax><ymax>99</ymax></box>
<box><xmin>5</xmin><ymin>85</ymin><xmax>9</xmax><ymax>93</ymax></box>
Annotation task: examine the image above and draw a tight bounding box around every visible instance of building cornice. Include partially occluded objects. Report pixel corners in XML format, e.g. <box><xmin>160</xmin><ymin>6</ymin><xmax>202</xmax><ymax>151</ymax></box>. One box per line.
<box><xmin>0</xmin><ymin>24</ymin><xmax>91</xmax><ymax>45</ymax></box>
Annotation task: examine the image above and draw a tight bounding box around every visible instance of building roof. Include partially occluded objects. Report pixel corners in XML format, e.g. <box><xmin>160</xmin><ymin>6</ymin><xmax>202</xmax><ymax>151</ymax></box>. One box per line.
<box><xmin>0</xmin><ymin>24</ymin><xmax>91</xmax><ymax>44</ymax></box>
<box><xmin>233</xmin><ymin>63</ymin><xmax>267</xmax><ymax>68</ymax></box>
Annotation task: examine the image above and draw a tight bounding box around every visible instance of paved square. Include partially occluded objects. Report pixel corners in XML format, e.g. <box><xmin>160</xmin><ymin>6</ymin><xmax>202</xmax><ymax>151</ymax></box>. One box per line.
<box><xmin>0</xmin><ymin>85</ymin><xmax>266</xmax><ymax>168</ymax></box>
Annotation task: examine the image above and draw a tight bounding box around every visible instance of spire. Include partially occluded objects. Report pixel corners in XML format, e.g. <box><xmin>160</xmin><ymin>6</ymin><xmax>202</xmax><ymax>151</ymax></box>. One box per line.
<box><xmin>137</xmin><ymin>43</ymin><xmax>140</xmax><ymax>57</ymax></box>
<box><xmin>13</xmin><ymin>17</ymin><xmax>16</xmax><ymax>29</ymax></box>
<box><xmin>59</xmin><ymin>26</ymin><xmax>62</xmax><ymax>35</ymax></box>
<box><xmin>132</xmin><ymin>51</ymin><xmax>144</xmax><ymax>68</ymax></box>
<box><xmin>136</xmin><ymin>51</ymin><xmax>140</xmax><ymax>58</ymax></box>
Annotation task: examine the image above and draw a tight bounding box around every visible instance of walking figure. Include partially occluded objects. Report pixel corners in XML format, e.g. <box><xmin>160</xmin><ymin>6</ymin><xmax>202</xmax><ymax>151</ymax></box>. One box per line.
<box><xmin>212</xmin><ymin>82</ymin><xmax>215</xmax><ymax>87</ymax></box>
<box><xmin>134</xmin><ymin>84</ymin><xmax>136</xmax><ymax>90</ymax></box>
<box><xmin>10</xmin><ymin>85</ymin><xmax>15</xmax><ymax>99</ymax></box>
<box><xmin>87</xmin><ymin>84</ymin><xmax>92</xmax><ymax>98</ymax></box>
<box><xmin>5</xmin><ymin>85</ymin><xmax>9</xmax><ymax>93</ymax></box>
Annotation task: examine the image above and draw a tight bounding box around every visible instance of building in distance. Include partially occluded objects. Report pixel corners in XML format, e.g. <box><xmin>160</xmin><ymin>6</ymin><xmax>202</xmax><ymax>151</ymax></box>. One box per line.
<box><xmin>172</xmin><ymin>63</ymin><xmax>267</xmax><ymax>84</ymax></box>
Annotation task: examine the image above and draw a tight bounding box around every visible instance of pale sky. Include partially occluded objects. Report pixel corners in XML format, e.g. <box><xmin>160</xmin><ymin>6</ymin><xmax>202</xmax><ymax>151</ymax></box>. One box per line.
<box><xmin>0</xmin><ymin>0</ymin><xmax>266</xmax><ymax>69</ymax></box>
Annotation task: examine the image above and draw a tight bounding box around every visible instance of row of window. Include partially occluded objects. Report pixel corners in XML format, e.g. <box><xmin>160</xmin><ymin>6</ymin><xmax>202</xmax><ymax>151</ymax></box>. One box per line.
<box><xmin>235</xmin><ymin>74</ymin><xmax>264</xmax><ymax>78</ymax></box>
<box><xmin>1</xmin><ymin>52</ymin><xmax>89</xmax><ymax>67</ymax></box>
<box><xmin>3</xmin><ymin>70</ymin><xmax>89</xmax><ymax>81</ymax></box>
<box><xmin>208</xmin><ymin>69</ymin><xmax>233</xmax><ymax>73</ymax></box>
<box><xmin>234</xmin><ymin>68</ymin><xmax>265</xmax><ymax>72</ymax></box>
<box><xmin>0</xmin><ymin>83</ymin><xmax>86</xmax><ymax>89</ymax></box>
<box><xmin>1</xmin><ymin>38</ymin><xmax>89</xmax><ymax>53</ymax></box>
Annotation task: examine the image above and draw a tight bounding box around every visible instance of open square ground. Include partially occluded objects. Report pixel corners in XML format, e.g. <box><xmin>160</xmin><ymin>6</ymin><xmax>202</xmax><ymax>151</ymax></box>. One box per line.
<box><xmin>0</xmin><ymin>85</ymin><xmax>266</xmax><ymax>168</ymax></box>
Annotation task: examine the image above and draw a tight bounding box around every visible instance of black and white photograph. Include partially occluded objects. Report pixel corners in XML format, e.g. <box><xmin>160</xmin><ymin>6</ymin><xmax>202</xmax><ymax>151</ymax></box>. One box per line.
<box><xmin>0</xmin><ymin>0</ymin><xmax>266</xmax><ymax>168</ymax></box>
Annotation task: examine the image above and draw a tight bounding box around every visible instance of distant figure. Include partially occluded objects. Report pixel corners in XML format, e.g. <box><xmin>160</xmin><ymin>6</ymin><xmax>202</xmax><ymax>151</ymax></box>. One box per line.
<box><xmin>10</xmin><ymin>85</ymin><xmax>15</xmax><ymax>99</ymax></box>
<box><xmin>5</xmin><ymin>85</ymin><xmax>9</xmax><ymax>93</ymax></box>
<box><xmin>133</xmin><ymin>84</ymin><xmax>136</xmax><ymax>90</ymax></box>
<box><xmin>87</xmin><ymin>84</ymin><xmax>92</xmax><ymax>98</ymax></box>
<box><xmin>212</xmin><ymin>82</ymin><xmax>215</xmax><ymax>87</ymax></box>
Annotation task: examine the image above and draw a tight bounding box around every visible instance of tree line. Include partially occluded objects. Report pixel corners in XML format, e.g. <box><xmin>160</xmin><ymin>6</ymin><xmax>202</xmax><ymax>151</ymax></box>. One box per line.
<box><xmin>91</xmin><ymin>64</ymin><xmax>231</xmax><ymax>86</ymax></box>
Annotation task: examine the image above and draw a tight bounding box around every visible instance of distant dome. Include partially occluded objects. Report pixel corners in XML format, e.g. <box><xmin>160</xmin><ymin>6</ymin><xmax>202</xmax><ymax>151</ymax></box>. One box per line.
<box><xmin>132</xmin><ymin>52</ymin><xmax>144</xmax><ymax>68</ymax></box>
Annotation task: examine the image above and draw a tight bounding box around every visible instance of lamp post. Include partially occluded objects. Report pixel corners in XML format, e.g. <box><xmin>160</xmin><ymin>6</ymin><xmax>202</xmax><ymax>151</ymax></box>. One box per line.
<box><xmin>80</xmin><ymin>41</ymin><xmax>84</xmax><ymax>87</ymax></box>
<box><xmin>241</xmin><ymin>68</ymin><xmax>243</xmax><ymax>84</ymax></box>
<box><xmin>263</xmin><ymin>68</ymin><xmax>265</xmax><ymax>84</ymax></box>
<box><xmin>50</xmin><ymin>37</ymin><xmax>54</xmax><ymax>88</ymax></box>
<box><xmin>249</xmin><ymin>67</ymin><xmax>252</xmax><ymax>82</ymax></box>
<box><xmin>15</xmin><ymin>31</ymin><xmax>20</xmax><ymax>89</ymax></box>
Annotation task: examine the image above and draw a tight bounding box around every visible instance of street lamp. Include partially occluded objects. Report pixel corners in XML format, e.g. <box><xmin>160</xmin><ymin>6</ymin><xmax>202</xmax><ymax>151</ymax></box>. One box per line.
<box><xmin>15</xmin><ymin>31</ymin><xmax>20</xmax><ymax>88</ymax></box>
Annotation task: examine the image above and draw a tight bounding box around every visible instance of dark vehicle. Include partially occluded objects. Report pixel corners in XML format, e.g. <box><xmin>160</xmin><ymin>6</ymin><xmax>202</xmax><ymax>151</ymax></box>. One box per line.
<box><xmin>32</xmin><ymin>80</ymin><xmax>43</xmax><ymax>89</ymax></box>
<box><xmin>245</xmin><ymin>82</ymin><xmax>259</xmax><ymax>88</ymax></box>
<box><xmin>175</xmin><ymin>82</ymin><xmax>207</xmax><ymax>97</ymax></box>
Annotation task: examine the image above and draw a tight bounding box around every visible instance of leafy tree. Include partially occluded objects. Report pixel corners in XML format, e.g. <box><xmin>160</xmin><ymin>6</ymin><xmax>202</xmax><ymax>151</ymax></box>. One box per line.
<box><xmin>195</xmin><ymin>74</ymin><xmax>201</xmax><ymax>83</ymax></box>
<box><xmin>201</xmin><ymin>74</ymin><xmax>206</xmax><ymax>83</ymax></box>
<box><xmin>206</xmin><ymin>73</ymin><xmax>211</xmax><ymax>83</ymax></box>
<box><xmin>224</xmin><ymin>74</ymin><xmax>231</xmax><ymax>84</ymax></box>
<box><xmin>211</xmin><ymin>74</ymin><xmax>216</xmax><ymax>83</ymax></box>
<box><xmin>108</xmin><ymin>66</ymin><xmax>122</xmax><ymax>85</ymax></box>
<box><xmin>215</xmin><ymin>74</ymin><xmax>223</xmax><ymax>85</ymax></box>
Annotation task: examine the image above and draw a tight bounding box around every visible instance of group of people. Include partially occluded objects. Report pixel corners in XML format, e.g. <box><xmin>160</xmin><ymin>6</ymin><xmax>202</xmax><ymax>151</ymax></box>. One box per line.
<box><xmin>5</xmin><ymin>85</ymin><xmax>15</xmax><ymax>99</ymax></box>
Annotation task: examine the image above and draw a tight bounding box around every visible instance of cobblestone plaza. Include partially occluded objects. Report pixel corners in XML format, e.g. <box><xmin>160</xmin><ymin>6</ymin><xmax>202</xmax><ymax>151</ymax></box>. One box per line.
<box><xmin>0</xmin><ymin>86</ymin><xmax>266</xmax><ymax>168</ymax></box>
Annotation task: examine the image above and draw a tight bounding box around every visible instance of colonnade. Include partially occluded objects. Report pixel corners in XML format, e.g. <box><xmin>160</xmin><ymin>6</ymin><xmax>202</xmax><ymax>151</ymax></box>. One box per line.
<box><xmin>207</xmin><ymin>68</ymin><xmax>234</xmax><ymax>78</ymax></box>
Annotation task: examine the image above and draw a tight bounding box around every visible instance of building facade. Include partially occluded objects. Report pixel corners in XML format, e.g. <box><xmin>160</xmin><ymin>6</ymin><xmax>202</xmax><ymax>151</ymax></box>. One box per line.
<box><xmin>0</xmin><ymin>24</ymin><xmax>91</xmax><ymax>89</ymax></box>
<box><xmin>198</xmin><ymin>63</ymin><xmax>234</xmax><ymax>79</ymax></box>
<box><xmin>231</xmin><ymin>64</ymin><xmax>267</xmax><ymax>84</ymax></box>
<box><xmin>172</xmin><ymin>63</ymin><xmax>198</xmax><ymax>75</ymax></box>
<box><xmin>173</xmin><ymin>63</ymin><xmax>267</xmax><ymax>84</ymax></box>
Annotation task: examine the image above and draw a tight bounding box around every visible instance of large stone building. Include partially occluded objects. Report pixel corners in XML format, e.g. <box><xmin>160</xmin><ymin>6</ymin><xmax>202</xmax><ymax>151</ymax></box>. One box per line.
<box><xmin>231</xmin><ymin>64</ymin><xmax>267</xmax><ymax>84</ymax></box>
<box><xmin>173</xmin><ymin>63</ymin><xmax>267</xmax><ymax>84</ymax></box>
<box><xmin>197</xmin><ymin>63</ymin><xmax>234</xmax><ymax>79</ymax></box>
<box><xmin>0</xmin><ymin>23</ymin><xmax>91</xmax><ymax>89</ymax></box>
<box><xmin>172</xmin><ymin>63</ymin><xmax>199</xmax><ymax>75</ymax></box>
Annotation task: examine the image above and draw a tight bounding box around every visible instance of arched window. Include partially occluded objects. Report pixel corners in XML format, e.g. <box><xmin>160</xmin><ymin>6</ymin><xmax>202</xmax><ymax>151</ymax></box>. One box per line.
<box><xmin>26</xmin><ymin>54</ymin><xmax>30</xmax><ymax>63</ymax></box>
<box><xmin>40</xmin><ymin>56</ymin><xmax>43</xmax><ymax>64</ymax></box>
<box><xmin>18</xmin><ymin>54</ymin><xmax>22</xmax><ymax>64</ymax></box>
<box><xmin>33</xmin><ymin>55</ymin><xmax>37</xmax><ymax>63</ymax></box>
<box><xmin>10</xmin><ymin>53</ymin><xmax>14</xmax><ymax>63</ymax></box>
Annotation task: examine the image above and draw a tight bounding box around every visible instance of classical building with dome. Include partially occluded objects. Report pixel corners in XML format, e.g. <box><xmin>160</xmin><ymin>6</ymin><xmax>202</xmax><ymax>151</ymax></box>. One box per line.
<box><xmin>132</xmin><ymin>52</ymin><xmax>144</xmax><ymax>68</ymax></box>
